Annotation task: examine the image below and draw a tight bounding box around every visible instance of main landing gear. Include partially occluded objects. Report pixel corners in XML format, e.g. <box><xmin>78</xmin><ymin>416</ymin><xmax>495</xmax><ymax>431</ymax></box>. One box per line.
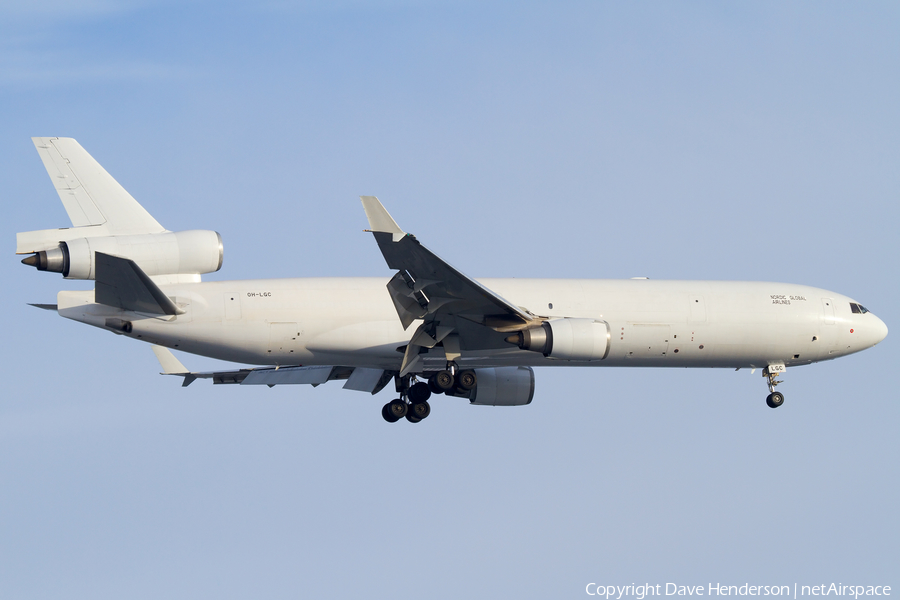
<box><xmin>763</xmin><ymin>366</ymin><xmax>785</xmax><ymax>409</ymax></box>
<box><xmin>426</xmin><ymin>367</ymin><xmax>476</xmax><ymax>395</ymax></box>
<box><xmin>381</xmin><ymin>379</ymin><xmax>434</xmax><ymax>424</ymax></box>
<box><xmin>381</xmin><ymin>368</ymin><xmax>478</xmax><ymax>423</ymax></box>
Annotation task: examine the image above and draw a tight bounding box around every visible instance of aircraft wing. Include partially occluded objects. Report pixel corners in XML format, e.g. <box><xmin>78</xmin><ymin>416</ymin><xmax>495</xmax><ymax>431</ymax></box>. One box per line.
<box><xmin>361</xmin><ymin>196</ymin><xmax>541</xmax><ymax>375</ymax></box>
<box><xmin>151</xmin><ymin>346</ymin><xmax>391</xmax><ymax>394</ymax></box>
<box><xmin>32</xmin><ymin>137</ymin><xmax>165</xmax><ymax>235</ymax></box>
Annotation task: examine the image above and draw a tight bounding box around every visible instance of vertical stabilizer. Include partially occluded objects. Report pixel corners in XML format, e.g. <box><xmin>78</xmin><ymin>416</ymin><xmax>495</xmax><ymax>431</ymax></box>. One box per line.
<box><xmin>32</xmin><ymin>137</ymin><xmax>165</xmax><ymax>235</ymax></box>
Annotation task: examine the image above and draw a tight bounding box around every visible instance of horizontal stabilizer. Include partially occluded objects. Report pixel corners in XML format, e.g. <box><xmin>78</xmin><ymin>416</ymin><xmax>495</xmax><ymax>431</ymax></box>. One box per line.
<box><xmin>342</xmin><ymin>367</ymin><xmax>387</xmax><ymax>392</ymax></box>
<box><xmin>16</xmin><ymin>225</ymin><xmax>109</xmax><ymax>254</ymax></box>
<box><xmin>149</xmin><ymin>348</ymin><xmax>390</xmax><ymax>394</ymax></box>
<box><xmin>95</xmin><ymin>252</ymin><xmax>182</xmax><ymax>315</ymax></box>
<box><xmin>28</xmin><ymin>303</ymin><xmax>58</xmax><ymax>311</ymax></box>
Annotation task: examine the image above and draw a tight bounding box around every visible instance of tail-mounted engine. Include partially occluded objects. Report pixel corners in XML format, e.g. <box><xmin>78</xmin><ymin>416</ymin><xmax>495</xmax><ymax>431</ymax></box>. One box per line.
<box><xmin>20</xmin><ymin>230</ymin><xmax>223</xmax><ymax>280</ymax></box>
<box><xmin>506</xmin><ymin>318</ymin><xmax>610</xmax><ymax>361</ymax></box>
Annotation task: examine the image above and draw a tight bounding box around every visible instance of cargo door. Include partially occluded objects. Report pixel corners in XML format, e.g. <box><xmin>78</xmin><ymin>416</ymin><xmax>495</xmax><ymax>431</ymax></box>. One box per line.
<box><xmin>624</xmin><ymin>323</ymin><xmax>671</xmax><ymax>359</ymax></box>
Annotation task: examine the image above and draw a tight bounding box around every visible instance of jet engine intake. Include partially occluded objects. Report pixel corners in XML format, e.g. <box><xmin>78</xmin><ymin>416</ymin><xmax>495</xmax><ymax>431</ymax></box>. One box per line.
<box><xmin>468</xmin><ymin>366</ymin><xmax>535</xmax><ymax>406</ymax></box>
<box><xmin>506</xmin><ymin>318</ymin><xmax>609</xmax><ymax>361</ymax></box>
<box><xmin>20</xmin><ymin>230</ymin><xmax>224</xmax><ymax>280</ymax></box>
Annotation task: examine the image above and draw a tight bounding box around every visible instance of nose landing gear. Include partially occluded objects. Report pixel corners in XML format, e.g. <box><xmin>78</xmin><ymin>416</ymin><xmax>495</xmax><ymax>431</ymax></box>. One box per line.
<box><xmin>763</xmin><ymin>365</ymin><xmax>786</xmax><ymax>408</ymax></box>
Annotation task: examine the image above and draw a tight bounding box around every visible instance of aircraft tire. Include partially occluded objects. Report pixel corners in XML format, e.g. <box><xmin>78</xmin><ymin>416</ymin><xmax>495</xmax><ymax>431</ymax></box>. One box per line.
<box><xmin>427</xmin><ymin>377</ymin><xmax>444</xmax><ymax>395</ymax></box>
<box><xmin>409</xmin><ymin>400</ymin><xmax>431</xmax><ymax>420</ymax></box>
<box><xmin>766</xmin><ymin>392</ymin><xmax>785</xmax><ymax>409</ymax></box>
<box><xmin>408</xmin><ymin>382</ymin><xmax>432</xmax><ymax>403</ymax></box>
<box><xmin>382</xmin><ymin>403</ymin><xmax>399</xmax><ymax>423</ymax></box>
<box><xmin>383</xmin><ymin>399</ymin><xmax>407</xmax><ymax>421</ymax></box>
<box><xmin>405</xmin><ymin>412</ymin><xmax>422</xmax><ymax>423</ymax></box>
<box><xmin>434</xmin><ymin>370</ymin><xmax>455</xmax><ymax>391</ymax></box>
<box><xmin>458</xmin><ymin>370</ymin><xmax>477</xmax><ymax>391</ymax></box>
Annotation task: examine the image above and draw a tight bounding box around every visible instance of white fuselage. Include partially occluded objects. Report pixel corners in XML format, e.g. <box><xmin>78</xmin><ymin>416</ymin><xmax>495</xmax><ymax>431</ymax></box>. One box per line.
<box><xmin>57</xmin><ymin>277</ymin><xmax>888</xmax><ymax>372</ymax></box>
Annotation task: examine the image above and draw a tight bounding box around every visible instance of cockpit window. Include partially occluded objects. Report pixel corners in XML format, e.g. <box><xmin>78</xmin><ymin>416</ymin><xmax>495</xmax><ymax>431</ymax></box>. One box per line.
<box><xmin>850</xmin><ymin>303</ymin><xmax>869</xmax><ymax>314</ymax></box>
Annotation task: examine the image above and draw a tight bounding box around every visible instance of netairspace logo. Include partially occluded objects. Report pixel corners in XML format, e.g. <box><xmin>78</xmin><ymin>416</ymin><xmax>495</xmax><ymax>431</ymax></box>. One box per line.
<box><xmin>586</xmin><ymin>584</ymin><xmax>892</xmax><ymax>599</ymax></box>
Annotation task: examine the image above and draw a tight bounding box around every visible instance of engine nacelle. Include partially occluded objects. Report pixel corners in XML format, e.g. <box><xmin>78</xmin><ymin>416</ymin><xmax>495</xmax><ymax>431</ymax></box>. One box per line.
<box><xmin>21</xmin><ymin>230</ymin><xmax>223</xmax><ymax>280</ymax></box>
<box><xmin>468</xmin><ymin>366</ymin><xmax>535</xmax><ymax>406</ymax></box>
<box><xmin>506</xmin><ymin>318</ymin><xmax>610</xmax><ymax>361</ymax></box>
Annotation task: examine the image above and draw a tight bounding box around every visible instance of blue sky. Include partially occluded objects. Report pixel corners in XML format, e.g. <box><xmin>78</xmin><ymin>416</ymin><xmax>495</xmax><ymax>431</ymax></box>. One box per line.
<box><xmin>1</xmin><ymin>2</ymin><xmax>898</xmax><ymax>598</ymax></box>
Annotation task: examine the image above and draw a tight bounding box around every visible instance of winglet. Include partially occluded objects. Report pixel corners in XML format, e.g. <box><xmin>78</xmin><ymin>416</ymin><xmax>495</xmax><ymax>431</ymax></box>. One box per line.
<box><xmin>151</xmin><ymin>345</ymin><xmax>196</xmax><ymax>386</ymax></box>
<box><xmin>360</xmin><ymin>196</ymin><xmax>406</xmax><ymax>242</ymax></box>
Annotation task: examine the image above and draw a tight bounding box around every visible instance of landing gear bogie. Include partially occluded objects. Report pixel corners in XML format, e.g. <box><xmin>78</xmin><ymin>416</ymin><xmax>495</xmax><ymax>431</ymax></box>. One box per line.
<box><xmin>383</xmin><ymin>398</ymin><xmax>431</xmax><ymax>423</ymax></box>
<box><xmin>382</xmin><ymin>375</ymin><xmax>433</xmax><ymax>423</ymax></box>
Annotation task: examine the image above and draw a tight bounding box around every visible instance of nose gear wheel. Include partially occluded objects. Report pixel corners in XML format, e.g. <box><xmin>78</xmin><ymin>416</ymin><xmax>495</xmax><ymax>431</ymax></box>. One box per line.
<box><xmin>762</xmin><ymin>366</ymin><xmax>786</xmax><ymax>408</ymax></box>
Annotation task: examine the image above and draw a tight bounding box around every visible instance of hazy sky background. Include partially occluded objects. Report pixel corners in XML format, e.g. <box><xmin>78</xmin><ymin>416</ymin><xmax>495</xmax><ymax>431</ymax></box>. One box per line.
<box><xmin>1</xmin><ymin>2</ymin><xmax>897</xmax><ymax>598</ymax></box>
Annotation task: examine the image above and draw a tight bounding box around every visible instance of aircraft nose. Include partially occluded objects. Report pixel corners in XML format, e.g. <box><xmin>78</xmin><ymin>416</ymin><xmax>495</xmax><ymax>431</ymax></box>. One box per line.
<box><xmin>873</xmin><ymin>316</ymin><xmax>888</xmax><ymax>345</ymax></box>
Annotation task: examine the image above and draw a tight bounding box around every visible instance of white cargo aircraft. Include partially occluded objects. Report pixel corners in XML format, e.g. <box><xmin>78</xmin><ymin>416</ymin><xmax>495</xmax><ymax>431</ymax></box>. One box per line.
<box><xmin>19</xmin><ymin>138</ymin><xmax>888</xmax><ymax>422</ymax></box>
